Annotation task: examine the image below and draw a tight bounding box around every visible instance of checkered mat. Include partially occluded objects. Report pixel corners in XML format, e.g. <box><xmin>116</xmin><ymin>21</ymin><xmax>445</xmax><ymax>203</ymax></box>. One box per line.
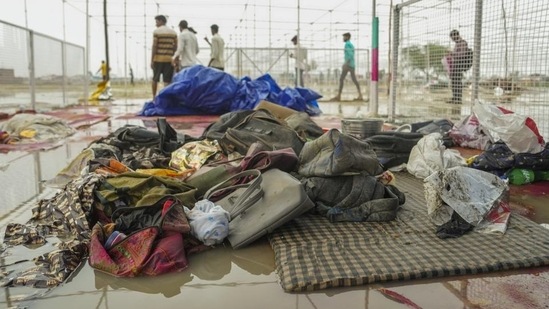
<box><xmin>269</xmin><ymin>172</ymin><xmax>549</xmax><ymax>292</ymax></box>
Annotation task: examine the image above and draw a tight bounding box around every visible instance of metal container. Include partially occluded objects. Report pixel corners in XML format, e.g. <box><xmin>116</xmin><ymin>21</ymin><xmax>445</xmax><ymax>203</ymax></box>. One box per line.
<box><xmin>341</xmin><ymin>118</ymin><xmax>384</xmax><ymax>139</ymax></box>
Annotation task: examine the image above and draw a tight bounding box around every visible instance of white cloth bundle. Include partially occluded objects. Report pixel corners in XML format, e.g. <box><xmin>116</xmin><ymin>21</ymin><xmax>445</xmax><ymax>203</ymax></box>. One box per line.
<box><xmin>184</xmin><ymin>199</ymin><xmax>230</xmax><ymax>246</ymax></box>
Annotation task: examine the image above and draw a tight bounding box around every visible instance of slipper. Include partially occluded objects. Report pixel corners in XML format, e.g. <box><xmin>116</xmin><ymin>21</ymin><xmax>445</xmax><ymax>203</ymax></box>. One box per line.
<box><xmin>353</xmin><ymin>97</ymin><xmax>364</xmax><ymax>102</ymax></box>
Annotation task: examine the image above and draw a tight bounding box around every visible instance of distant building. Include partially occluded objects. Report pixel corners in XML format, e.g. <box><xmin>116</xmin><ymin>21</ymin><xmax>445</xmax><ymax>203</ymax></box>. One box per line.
<box><xmin>0</xmin><ymin>68</ymin><xmax>24</xmax><ymax>84</ymax></box>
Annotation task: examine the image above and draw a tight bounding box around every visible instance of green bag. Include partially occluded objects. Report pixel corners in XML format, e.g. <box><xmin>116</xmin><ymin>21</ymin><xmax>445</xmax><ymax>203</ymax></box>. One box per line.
<box><xmin>95</xmin><ymin>172</ymin><xmax>197</xmax><ymax>217</ymax></box>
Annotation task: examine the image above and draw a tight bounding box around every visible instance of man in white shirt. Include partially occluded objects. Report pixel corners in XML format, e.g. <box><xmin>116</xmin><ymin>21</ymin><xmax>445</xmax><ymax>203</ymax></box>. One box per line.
<box><xmin>205</xmin><ymin>24</ymin><xmax>225</xmax><ymax>71</ymax></box>
<box><xmin>172</xmin><ymin>20</ymin><xmax>199</xmax><ymax>71</ymax></box>
<box><xmin>289</xmin><ymin>35</ymin><xmax>308</xmax><ymax>87</ymax></box>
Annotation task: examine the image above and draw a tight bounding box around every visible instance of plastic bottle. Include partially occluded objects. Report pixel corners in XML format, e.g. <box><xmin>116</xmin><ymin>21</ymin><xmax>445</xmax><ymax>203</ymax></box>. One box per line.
<box><xmin>534</xmin><ymin>170</ymin><xmax>549</xmax><ymax>182</ymax></box>
<box><xmin>507</xmin><ymin>168</ymin><xmax>535</xmax><ymax>185</ymax></box>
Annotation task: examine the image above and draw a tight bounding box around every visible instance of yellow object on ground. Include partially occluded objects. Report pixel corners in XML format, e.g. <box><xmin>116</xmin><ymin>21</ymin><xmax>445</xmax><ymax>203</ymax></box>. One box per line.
<box><xmin>135</xmin><ymin>168</ymin><xmax>188</xmax><ymax>178</ymax></box>
<box><xmin>19</xmin><ymin>129</ymin><xmax>37</xmax><ymax>138</ymax></box>
<box><xmin>89</xmin><ymin>81</ymin><xmax>112</xmax><ymax>101</ymax></box>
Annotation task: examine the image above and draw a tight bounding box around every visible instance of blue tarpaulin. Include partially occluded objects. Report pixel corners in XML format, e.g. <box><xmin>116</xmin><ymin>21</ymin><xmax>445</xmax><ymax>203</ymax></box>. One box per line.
<box><xmin>139</xmin><ymin>65</ymin><xmax>322</xmax><ymax>116</ymax></box>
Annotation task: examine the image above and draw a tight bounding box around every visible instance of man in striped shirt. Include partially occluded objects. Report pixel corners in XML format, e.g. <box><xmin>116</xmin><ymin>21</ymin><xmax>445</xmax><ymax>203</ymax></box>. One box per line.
<box><xmin>150</xmin><ymin>15</ymin><xmax>177</xmax><ymax>98</ymax></box>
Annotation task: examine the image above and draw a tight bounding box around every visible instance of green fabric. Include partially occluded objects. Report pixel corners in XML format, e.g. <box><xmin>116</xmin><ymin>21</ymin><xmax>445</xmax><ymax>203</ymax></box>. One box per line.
<box><xmin>96</xmin><ymin>172</ymin><xmax>197</xmax><ymax>215</ymax></box>
<box><xmin>185</xmin><ymin>165</ymin><xmax>235</xmax><ymax>199</ymax></box>
<box><xmin>344</xmin><ymin>41</ymin><xmax>355</xmax><ymax>68</ymax></box>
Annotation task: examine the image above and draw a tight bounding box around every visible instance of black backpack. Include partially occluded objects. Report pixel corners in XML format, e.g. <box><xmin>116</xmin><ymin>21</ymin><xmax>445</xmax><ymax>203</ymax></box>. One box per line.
<box><xmin>457</xmin><ymin>48</ymin><xmax>473</xmax><ymax>72</ymax></box>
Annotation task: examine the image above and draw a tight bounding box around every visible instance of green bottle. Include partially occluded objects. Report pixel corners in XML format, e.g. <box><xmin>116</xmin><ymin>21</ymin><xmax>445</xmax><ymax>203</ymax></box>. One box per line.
<box><xmin>534</xmin><ymin>171</ymin><xmax>549</xmax><ymax>181</ymax></box>
<box><xmin>508</xmin><ymin>168</ymin><xmax>535</xmax><ymax>185</ymax></box>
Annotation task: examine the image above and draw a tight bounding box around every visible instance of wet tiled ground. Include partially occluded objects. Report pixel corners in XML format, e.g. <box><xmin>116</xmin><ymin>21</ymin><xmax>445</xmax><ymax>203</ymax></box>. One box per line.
<box><xmin>1</xmin><ymin>98</ymin><xmax>548</xmax><ymax>309</ymax></box>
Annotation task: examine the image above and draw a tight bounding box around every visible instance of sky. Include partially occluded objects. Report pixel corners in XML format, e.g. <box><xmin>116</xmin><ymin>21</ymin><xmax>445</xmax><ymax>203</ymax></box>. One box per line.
<box><xmin>2</xmin><ymin>0</ymin><xmax>545</xmax><ymax>80</ymax></box>
<box><xmin>0</xmin><ymin>0</ymin><xmax>394</xmax><ymax>79</ymax></box>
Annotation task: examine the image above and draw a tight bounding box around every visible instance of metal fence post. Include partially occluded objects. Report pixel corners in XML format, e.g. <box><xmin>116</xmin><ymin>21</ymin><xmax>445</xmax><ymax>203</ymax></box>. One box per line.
<box><xmin>389</xmin><ymin>5</ymin><xmax>401</xmax><ymax>122</ymax></box>
<box><xmin>472</xmin><ymin>0</ymin><xmax>483</xmax><ymax>103</ymax></box>
<box><xmin>62</xmin><ymin>42</ymin><xmax>67</xmax><ymax>107</ymax></box>
<box><xmin>237</xmin><ymin>49</ymin><xmax>243</xmax><ymax>77</ymax></box>
<box><xmin>28</xmin><ymin>30</ymin><xmax>36</xmax><ymax>110</ymax></box>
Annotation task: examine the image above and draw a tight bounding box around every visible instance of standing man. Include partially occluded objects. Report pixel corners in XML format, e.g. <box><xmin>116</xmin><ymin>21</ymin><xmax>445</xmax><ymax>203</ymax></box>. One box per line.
<box><xmin>150</xmin><ymin>15</ymin><xmax>177</xmax><ymax>98</ymax></box>
<box><xmin>204</xmin><ymin>24</ymin><xmax>225</xmax><ymax>71</ymax></box>
<box><xmin>289</xmin><ymin>35</ymin><xmax>308</xmax><ymax>87</ymax></box>
<box><xmin>129</xmin><ymin>64</ymin><xmax>134</xmax><ymax>86</ymax></box>
<box><xmin>96</xmin><ymin>60</ymin><xmax>108</xmax><ymax>81</ymax></box>
<box><xmin>331</xmin><ymin>32</ymin><xmax>363</xmax><ymax>101</ymax></box>
<box><xmin>448</xmin><ymin>29</ymin><xmax>468</xmax><ymax>104</ymax></box>
<box><xmin>172</xmin><ymin>20</ymin><xmax>199</xmax><ymax>71</ymax></box>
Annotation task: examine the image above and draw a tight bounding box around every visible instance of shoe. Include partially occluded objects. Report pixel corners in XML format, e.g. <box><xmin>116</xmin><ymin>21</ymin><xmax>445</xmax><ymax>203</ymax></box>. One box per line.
<box><xmin>330</xmin><ymin>96</ymin><xmax>341</xmax><ymax>102</ymax></box>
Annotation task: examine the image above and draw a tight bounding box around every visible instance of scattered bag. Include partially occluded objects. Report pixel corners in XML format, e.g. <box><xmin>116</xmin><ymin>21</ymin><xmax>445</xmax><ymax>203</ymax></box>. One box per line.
<box><xmin>202</xmin><ymin>110</ymin><xmax>255</xmax><ymax>141</ymax></box>
<box><xmin>301</xmin><ymin>173</ymin><xmax>405</xmax><ymax>222</ymax></box>
<box><xmin>239</xmin><ymin>145</ymin><xmax>299</xmax><ymax>173</ymax></box>
<box><xmin>284</xmin><ymin>112</ymin><xmax>325</xmax><ymax>140</ymax></box>
<box><xmin>365</xmin><ymin>132</ymin><xmax>423</xmax><ymax>169</ymax></box>
<box><xmin>299</xmin><ymin>129</ymin><xmax>383</xmax><ymax>177</ymax></box>
<box><xmin>94</xmin><ymin>172</ymin><xmax>196</xmax><ymax>217</ymax></box>
<box><xmin>470</xmin><ymin>142</ymin><xmax>515</xmax><ymax>172</ymax></box>
<box><xmin>219</xmin><ymin>109</ymin><xmax>306</xmax><ymax>156</ymax></box>
<box><xmin>185</xmin><ymin>164</ymin><xmax>238</xmax><ymax>199</ymax></box>
<box><xmin>449</xmin><ymin>113</ymin><xmax>492</xmax><ymax>150</ymax></box>
<box><xmin>88</xmin><ymin>196</ymin><xmax>190</xmax><ymax>277</ymax></box>
<box><xmin>228</xmin><ymin>169</ymin><xmax>315</xmax><ymax>249</ymax></box>
<box><xmin>473</xmin><ymin>103</ymin><xmax>544</xmax><ymax>154</ymax></box>
<box><xmin>156</xmin><ymin>117</ymin><xmax>187</xmax><ymax>154</ymax></box>
<box><xmin>515</xmin><ymin>143</ymin><xmax>549</xmax><ymax>170</ymax></box>
<box><xmin>204</xmin><ymin>169</ymin><xmax>264</xmax><ymax>219</ymax></box>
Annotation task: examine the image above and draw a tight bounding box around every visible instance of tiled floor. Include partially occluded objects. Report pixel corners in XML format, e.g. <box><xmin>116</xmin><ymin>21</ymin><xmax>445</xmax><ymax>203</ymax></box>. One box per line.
<box><xmin>1</xmin><ymin>99</ymin><xmax>548</xmax><ymax>309</ymax></box>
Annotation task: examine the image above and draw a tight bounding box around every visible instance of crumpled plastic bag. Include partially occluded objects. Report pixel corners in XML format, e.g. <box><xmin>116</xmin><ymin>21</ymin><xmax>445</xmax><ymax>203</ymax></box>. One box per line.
<box><xmin>407</xmin><ymin>133</ymin><xmax>466</xmax><ymax>179</ymax></box>
<box><xmin>424</xmin><ymin>166</ymin><xmax>510</xmax><ymax>233</ymax></box>
<box><xmin>449</xmin><ymin>113</ymin><xmax>492</xmax><ymax>150</ymax></box>
<box><xmin>184</xmin><ymin>200</ymin><xmax>230</xmax><ymax>246</ymax></box>
<box><xmin>473</xmin><ymin>102</ymin><xmax>544</xmax><ymax>154</ymax></box>
<box><xmin>169</xmin><ymin>140</ymin><xmax>221</xmax><ymax>174</ymax></box>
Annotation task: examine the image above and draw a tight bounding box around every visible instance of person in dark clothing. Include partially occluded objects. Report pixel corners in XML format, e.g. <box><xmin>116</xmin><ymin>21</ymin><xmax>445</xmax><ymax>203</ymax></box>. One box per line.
<box><xmin>448</xmin><ymin>29</ymin><xmax>468</xmax><ymax>104</ymax></box>
<box><xmin>129</xmin><ymin>65</ymin><xmax>134</xmax><ymax>86</ymax></box>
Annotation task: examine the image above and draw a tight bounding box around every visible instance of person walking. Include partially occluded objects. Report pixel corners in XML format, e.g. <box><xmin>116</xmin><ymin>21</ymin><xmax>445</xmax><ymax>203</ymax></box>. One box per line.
<box><xmin>204</xmin><ymin>24</ymin><xmax>225</xmax><ymax>71</ymax></box>
<box><xmin>331</xmin><ymin>32</ymin><xmax>363</xmax><ymax>101</ymax></box>
<box><xmin>447</xmin><ymin>29</ymin><xmax>469</xmax><ymax>104</ymax></box>
<box><xmin>172</xmin><ymin>20</ymin><xmax>199</xmax><ymax>71</ymax></box>
<box><xmin>289</xmin><ymin>35</ymin><xmax>308</xmax><ymax>87</ymax></box>
<box><xmin>150</xmin><ymin>15</ymin><xmax>177</xmax><ymax>98</ymax></box>
<box><xmin>129</xmin><ymin>65</ymin><xmax>134</xmax><ymax>86</ymax></box>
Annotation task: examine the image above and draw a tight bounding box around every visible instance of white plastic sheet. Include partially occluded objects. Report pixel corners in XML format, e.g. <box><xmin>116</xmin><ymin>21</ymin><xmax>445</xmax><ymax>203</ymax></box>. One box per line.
<box><xmin>407</xmin><ymin>133</ymin><xmax>466</xmax><ymax>179</ymax></box>
<box><xmin>424</xmin><ymin>166</ymin><xmax>510</xmax><ymax>230</ymax></box>
<box><xmin>473</xmin><ymin>102</ymin><xmax>544</xmax><ymax>154</ymax></box>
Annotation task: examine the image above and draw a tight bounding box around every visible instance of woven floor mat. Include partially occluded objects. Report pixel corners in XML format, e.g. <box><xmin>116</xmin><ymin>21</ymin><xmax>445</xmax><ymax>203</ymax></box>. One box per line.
<box><xmin>269</xmin><ymin>172</ymin><xmax>549</xmax><ymax>292</ymax></box>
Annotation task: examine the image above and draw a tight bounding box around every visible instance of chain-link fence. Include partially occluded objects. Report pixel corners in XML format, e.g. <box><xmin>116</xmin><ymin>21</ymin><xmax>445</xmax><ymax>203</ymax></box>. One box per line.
<box><xmin>390</xmin><ymin>0</ymin><xmax>549</xmax><ymax>137</ymax></box>
<box><xmin>0</xmin><ymin>20</ymin><xmax>86</xmax><ymax>112</ymax></box>
<box><xmin>224</xmin><ymin>47</ymin><xmax>370</xmax><ymax>100</ymax></box>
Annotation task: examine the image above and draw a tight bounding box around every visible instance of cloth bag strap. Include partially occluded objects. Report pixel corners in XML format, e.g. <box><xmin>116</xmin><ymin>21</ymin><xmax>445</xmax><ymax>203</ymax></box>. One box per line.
<box><xmin>204</xmin><ymin>169</ymin><xmax>263</xmax><ymax>218</ymax></box>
